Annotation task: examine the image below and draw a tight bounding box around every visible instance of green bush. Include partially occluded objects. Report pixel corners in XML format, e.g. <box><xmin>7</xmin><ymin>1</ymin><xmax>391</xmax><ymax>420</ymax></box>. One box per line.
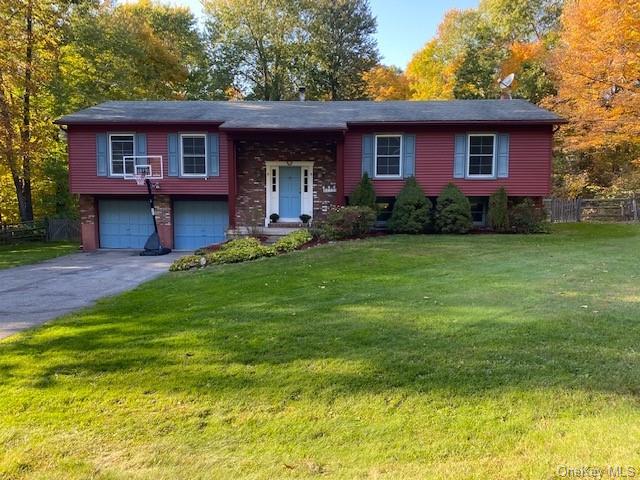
<box><xmin>349</xmin><ymin>173</ymin><xmax>377</xmax><ymax>210</ymax></box>
<box><xmin>312</xmin><ymin>206</ymin><xmax>376</xmax><ymax>241</ymax></box>
<box><xmin>272</xmin><ymin>229</ymin><xmax>312</xmax><ymax>253</ymax></box>
<box><xmin>169</xmin><ymin>254</ymin><xmax>206</xmax><ymax>272</ymax></box>
<box><xmin>488</xmin><ymin>187</ymin><xmax>510</xmax><ymax>232</ymax></box>
<box><xmin>387</xmin><ymin>176</ymin><xmax>432</xmax><ymax>233</ymax></box>
<box><xmin>169</xmin><ymin>231</ymin><xmax>314</xmax><ymax>271</ymax></box>
<box><xmin>509</xmin><ymin>198</ymin><xmax>548</xmax><ymax>234</ymax></box>
<box><xmin>435</xmin><ymin>183</ymin><xmax>472</xmax><ymax>234</ymax></box>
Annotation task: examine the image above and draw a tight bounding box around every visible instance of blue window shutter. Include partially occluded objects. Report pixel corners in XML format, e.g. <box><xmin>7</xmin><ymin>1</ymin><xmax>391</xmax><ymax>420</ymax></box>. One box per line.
<box><xmin>496</xmin><ymin>133</ymin><xmax>510</xmax><ymax>178</ymax></box>
<box><xmin>402</xmin><ymin>134</ymin><xmax>416</xmax><ymax>178</ymax></box>
<box><xmin>168</xmin><ymin>134</ymin><xmax>179</xmax><ymax>177</ymax></box>
<box><xmin>362</xmin><ymin>134</ymin><xmax>374</xmax><ymax>176</ymax></box>
<box><xmin>135</xmin><ymin>133</ymin><xmax>147</xmax><ymax>166</ymax></box>
<box><xmin>96</xmin><ymin>133</ymin><xmax>108</xmax><ymax>176</ymax></box>
<box><xmin>207</xmin><ymin>133</ymin><xmax>220</xmax><ymax>176</ymax></box>
<box><xmin>453</xmin><ymin>134</ymin><xmax>467</xmax><ymax>178</ymax></box>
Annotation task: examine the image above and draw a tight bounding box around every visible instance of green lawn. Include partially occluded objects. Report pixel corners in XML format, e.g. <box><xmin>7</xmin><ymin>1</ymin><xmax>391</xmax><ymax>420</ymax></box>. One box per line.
<box><xmin>1</xmin><ymin>224</ymin><xmax>639</xmax><ymax>479</ymax></box>
<box><xmin>0</xmin><ymin>242</ymin><xmax>79</xmax><ymax>270</ymax></box>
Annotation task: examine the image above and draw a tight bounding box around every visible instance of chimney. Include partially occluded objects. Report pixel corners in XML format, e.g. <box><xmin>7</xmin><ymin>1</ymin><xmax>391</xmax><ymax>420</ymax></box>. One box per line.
<box><xmin>298</xmin><ymin>86</ymin><xmax>306</xmax><ymax>101</ymax></box>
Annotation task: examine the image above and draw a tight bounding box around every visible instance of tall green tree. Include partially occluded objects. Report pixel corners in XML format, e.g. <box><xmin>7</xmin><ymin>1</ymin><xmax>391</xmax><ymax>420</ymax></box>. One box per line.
<box><xmin>204</xmin><ymin>0</ymin><xmax>302</xmax><ymax>100</ymax></box>
<box><xmin>303</xmin><ymin>0</ymin><xmax>378</xmax><ymax>100</ymax></box>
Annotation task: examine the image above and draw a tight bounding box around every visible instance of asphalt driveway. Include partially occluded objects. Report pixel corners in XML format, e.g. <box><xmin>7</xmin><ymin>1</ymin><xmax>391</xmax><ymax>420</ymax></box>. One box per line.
<box><xmin>0</xmin><ymin>250</ymin><xmax>184</xmax><ymax>339</ymax></box>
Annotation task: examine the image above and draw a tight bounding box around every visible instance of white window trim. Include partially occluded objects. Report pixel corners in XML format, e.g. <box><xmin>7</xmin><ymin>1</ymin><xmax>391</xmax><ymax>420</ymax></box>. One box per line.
<box><xmin>374</xmin><ymin>134</ymin><xmax>403</xmax><ymax>179</ymax></box>
<box><xmin>180</xmin><ymin>133</ymin><xmax>207</xmax><ymax>177</ymax></box>
<box><xmin>108</xmin><ymin>133</ymin><xmax>135</xmax><ymax>177</ymax></box>
<box><xmin>466</xmin><ymin>133</ymin><xmax>497</xmax><ymax>179</ymax></box>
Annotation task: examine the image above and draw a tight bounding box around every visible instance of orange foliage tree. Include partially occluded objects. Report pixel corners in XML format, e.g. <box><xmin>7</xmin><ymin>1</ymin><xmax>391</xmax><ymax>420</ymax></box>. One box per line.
<box><xmin>363</xmin><ymin>65</ymin><xmax>411</xmax><ymax>100</ymax></box>
<box><xmin>549</xmin><ymin>0</ymin><xmax>640</xmax><ymax>151</ymax></box>
<box><xmin>547</xmin><ymin>0</ymin><xmax>640</xmax><ymax>196</ymax></box>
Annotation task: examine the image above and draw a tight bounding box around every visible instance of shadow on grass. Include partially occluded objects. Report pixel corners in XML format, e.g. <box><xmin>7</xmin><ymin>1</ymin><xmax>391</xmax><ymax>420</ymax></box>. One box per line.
<box><xmin>2</xmin><ymin>227</ymin><xmax>639</xmax><ymax>400</ymax></box>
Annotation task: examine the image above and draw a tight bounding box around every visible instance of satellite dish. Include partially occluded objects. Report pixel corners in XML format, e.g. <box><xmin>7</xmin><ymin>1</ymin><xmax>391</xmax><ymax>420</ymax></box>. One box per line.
<box><xmin>499</xmin><ymin>73</ymin><xmax>515</xmax><ymax>89</ymax></box>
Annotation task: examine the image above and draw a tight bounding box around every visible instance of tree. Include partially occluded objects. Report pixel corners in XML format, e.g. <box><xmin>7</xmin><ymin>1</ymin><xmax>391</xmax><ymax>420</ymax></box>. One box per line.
<box><xmin>304</xmin><ymin>0</ymin><xmax>378</xmax><ymax>100</ymax></box>
<box><xmin>435</xmin><ymin>183</ymin><xmax>472</xmax><ymax>234</ymax></box>
<box><xmin>547</xmin><ymin>0</ymin><xmax>640</xmax><ymax>195</ymax></box>
<box><xmin>0</xmin><ymin>0</ymin><xmax>67</xmax><ymax>221</ymax></box>
<box><xmin>480</xmin><ymin>0</ymin><xmax>564</xmax><ymax>42</ymax></box>
<box><xmin>349</xmin><ymin>173</ymin><xmax>377</xmax><ymax>209</ymax></box>
<box><xmin>488</xmin><ymin>187</ymin><xmax>509</xmax><ymax>232</ymax></box>
<box><xmin>363</xmin><ymin>65</ymin><xmax>411</xmax><ymax>100</ymax></box>
<box><xmin>388</xmin><ymin>177</ymin><xmax>432</xmax><ymax>233</ymax></box>
<box><xmin>204</xmin><ymin>0</ymin><xmax>302</xmax><ymax>100</ymax></box>
<box><xmin>406</xmin><ymin>40</ymin><xmax>454</xmax><ymax>100</ymax></box>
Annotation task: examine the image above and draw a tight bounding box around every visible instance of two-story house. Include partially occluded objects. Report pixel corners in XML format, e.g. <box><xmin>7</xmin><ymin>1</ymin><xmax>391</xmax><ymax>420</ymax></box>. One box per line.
<box><xmin>56</xmin><ymin>100</ymin><xmax>564</xmax><ymax>251</ymax></box>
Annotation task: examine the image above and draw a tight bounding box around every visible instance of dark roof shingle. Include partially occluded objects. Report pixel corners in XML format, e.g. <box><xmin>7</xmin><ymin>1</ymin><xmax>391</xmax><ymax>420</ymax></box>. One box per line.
<box><xmin>56</xmin><ymin>99</ymin><xmax>564</xmax><ymax>129</ymax></box>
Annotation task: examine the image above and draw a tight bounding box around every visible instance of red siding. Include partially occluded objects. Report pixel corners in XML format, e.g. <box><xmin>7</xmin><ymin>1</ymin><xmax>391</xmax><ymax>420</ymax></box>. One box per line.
<box><xmin>344</xmin><ymin>124</ymin><xmax>553</xmax><ymax>197</ymax></box>
<box><xmin>68</xmin><ymin>124</ymin><xmax>229</xmax><ymax>195</ymax></box>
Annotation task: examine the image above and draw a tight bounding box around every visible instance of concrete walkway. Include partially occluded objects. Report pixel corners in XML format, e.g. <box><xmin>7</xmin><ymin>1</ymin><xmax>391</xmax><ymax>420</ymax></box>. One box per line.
<box><xmin>0</xmin><ymin>250</ymin><xmax>184</xmax><ymax>339</ymax></box>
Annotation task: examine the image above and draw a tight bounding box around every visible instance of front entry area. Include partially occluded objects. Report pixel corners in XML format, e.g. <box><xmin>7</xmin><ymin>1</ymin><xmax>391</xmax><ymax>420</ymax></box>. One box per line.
<box><xmin>265</xmin><ymin>161</ymin><xmax>313</xmax><ymax>225</ymax></box>
<box><xmin>278</xmin><ymin>167</ymin><xmax>301</xmax><ymax>219</ymax></box>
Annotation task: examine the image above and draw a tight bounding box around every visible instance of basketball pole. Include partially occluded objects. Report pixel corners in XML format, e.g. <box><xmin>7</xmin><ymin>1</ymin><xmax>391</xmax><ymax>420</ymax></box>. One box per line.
<box><xmin>140</xmin><ymin>178</ymin><xmax>171</xmax><ymax>256</ymax></box>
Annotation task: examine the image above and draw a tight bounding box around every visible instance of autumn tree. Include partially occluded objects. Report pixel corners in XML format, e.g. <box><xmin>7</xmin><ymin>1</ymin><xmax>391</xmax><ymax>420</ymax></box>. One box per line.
<box><xmin>363</xmin><ymin>65</ymin><xmax>411</xmax><ymax>100</ymax></box>
<box><xmin>548</xmin><ymin>0</ymin><xmax>640</xmax><ymax>196</ymax></box>
<box><xmin>0</xmin><ymin>0</ymin><xmax>69</xmax><ymax>221</ymax></box>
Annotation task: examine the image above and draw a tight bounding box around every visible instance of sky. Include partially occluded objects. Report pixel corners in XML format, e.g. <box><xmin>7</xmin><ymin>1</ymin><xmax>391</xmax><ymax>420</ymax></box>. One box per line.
<box><xmin>126</xmin><ymin>0</ymin><xmax>479</xmax><ymax>68</ymax></box>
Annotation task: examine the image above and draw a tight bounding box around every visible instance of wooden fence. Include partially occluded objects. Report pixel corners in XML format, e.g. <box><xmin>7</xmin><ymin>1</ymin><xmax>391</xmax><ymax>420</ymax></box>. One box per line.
<box><xmin>544</xmin><ymin>197</ymin><xmax>640</xmax><ymax>223</ymax></box>
<box><xmin>0</xmin><ymin>218</ymin><xmax>80</xmax><ymax>244</ymax></box>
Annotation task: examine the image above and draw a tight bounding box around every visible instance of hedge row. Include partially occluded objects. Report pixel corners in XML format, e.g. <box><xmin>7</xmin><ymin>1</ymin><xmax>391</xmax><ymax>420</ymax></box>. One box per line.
<box><xmin>170</xmin><ymin>229</ymin><xmax>312</xmax><ymax>272</ymax></box>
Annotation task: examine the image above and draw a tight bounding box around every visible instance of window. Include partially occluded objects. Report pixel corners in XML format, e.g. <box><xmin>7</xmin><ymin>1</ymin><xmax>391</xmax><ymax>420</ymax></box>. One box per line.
<box><xmin>467</xmin><ymin>134</ymin><xmax>495</xmax><ymax>177</ymax></box>
<box><xmin>110</xmin><ymin>134</ymin><xmax>135</xmax><ymax>176</ymax></box>
<box><xmin>469</xmin><ymin>197</ymin><xmax>487</xmax><ymax>225</ymax></box>
<box><xmin>375</xmin><ymin>135</ymin><xmax>402</xmax><ymax>177</ymax></box>
<box><xmin>181</xmin><ymin>134</ymin><xmax>207</xmax><ymax>176</ymax></box>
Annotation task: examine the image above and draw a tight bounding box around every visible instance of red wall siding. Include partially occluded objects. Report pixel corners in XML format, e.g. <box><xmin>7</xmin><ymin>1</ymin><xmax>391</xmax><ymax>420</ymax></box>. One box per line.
<box><xmin>68</xmin><ymin>124</ymin><xmax>229</xmax><ymax>195</ymax></box>
<box><xmin>344</xmin><ymin>124</ymin><xmax>553</xmax><ymax>197</ymax></box>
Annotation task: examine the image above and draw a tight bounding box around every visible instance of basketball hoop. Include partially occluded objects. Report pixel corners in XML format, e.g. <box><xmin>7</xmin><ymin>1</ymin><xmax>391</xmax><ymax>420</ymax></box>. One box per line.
<box><xmin>134</xmin><ymin>173</ymin><xmax>147</xmax><ymax>186</ymax></box>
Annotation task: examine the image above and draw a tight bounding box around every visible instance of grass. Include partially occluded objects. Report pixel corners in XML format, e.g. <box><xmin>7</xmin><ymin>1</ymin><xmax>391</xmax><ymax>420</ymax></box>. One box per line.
<box><xmin>0</xmin><ymin>242</ymin><xmax>79</xmax><ymax>270</ymax></box>
<box><xmin>1</xmin><ymin>224</ymin><xmax>639</xmax><ymax>479</ymax></box>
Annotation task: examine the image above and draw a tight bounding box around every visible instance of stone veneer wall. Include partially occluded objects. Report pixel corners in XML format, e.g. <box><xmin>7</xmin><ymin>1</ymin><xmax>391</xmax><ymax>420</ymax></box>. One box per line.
<box><xmin>235</xmin><ymin>138</ymin><xmax>337</xmax><ymax>226</ymax></box>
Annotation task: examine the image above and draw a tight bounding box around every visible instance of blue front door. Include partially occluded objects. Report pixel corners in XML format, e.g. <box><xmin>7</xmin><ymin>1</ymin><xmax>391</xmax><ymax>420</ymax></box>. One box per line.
<box><xmin>279</xmin><ymin>166</ymin><xmax>301</xmax><ymax>219</ymax></box>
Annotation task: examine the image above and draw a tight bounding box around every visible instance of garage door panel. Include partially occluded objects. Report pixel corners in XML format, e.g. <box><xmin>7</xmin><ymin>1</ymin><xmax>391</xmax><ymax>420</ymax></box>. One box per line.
<box><xmin>99</xmin><ymin>200</ymin><xmax>154</xmax><ymax>249</ymax></box>
<box><xmin>174</xmin><ymin>200</ymin><xmax>228</xmax><ymax>250</ymax></box>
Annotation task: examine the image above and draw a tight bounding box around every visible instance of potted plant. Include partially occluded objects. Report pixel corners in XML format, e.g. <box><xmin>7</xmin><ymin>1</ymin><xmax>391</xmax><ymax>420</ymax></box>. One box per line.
<box><xmin>299</xmin><ymin>214</ymin><xmax>311</xmax><ymax>225</ymax></box>
<box><xmin>269</xmin><ymin>213</ymin><xmax>280</xmax><ymax>223</ymax></box>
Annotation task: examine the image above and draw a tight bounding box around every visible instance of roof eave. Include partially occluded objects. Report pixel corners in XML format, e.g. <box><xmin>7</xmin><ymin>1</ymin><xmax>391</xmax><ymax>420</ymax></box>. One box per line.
<box><xmin>347</xmin><ymin>119</ymin><xmax>567</xmax><ymax>126</ymax></box>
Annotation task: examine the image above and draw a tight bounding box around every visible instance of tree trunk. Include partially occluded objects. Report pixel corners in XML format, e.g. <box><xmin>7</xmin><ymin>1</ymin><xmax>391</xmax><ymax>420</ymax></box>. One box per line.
<box><xmin>18</xmin><ymin>0</ymin><xmax>34</xmax><ymax>221</ymax></box>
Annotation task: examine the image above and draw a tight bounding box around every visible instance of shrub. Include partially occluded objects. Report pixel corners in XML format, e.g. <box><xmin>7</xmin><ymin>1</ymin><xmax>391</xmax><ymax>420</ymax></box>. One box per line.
<box><xmin>509</xmin><ymin>198</ymin><xmax>548</xmax><ymax>233</ymax></box>
<box><xmin>169</xmin><ymin>230</ymin><xmax>315</xmax><ymax>271</ymax></box>
<box><xmin>488</xmin><ymin>187</ymin><xmax>510</xmax><ymax>232</ymax></box>
<box><xmin>387</xmin><ymin>176</ymin><xmax>432</xmax><ymax>233</ymax></box>
<box><xmin>269</xmin><ymin>213</ymin><xmax>280</xmax><ymax>223</ymax></box>
<box><xmin>435</xmin><ymin>183</ymin><xmax>472</xmax><ymax>234</ymax></box>
<box><xmin>272</xmin><ymin>229</ymin><xmax>312</xmax><ymax>253</ymax></box>
<box><xmin>169</xmin><ymin>254</ymin><xmax>206</xmax><ymax>272</ymax></box>
<box><xmin>312</xmin><ymin>206</ymin><xmax>376</xmax><ymax>241</ymax></box>
<box><xmin>349</xmin><ymin>173</ymin><xmax>377</xmax><ymax>210</ymax></box>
